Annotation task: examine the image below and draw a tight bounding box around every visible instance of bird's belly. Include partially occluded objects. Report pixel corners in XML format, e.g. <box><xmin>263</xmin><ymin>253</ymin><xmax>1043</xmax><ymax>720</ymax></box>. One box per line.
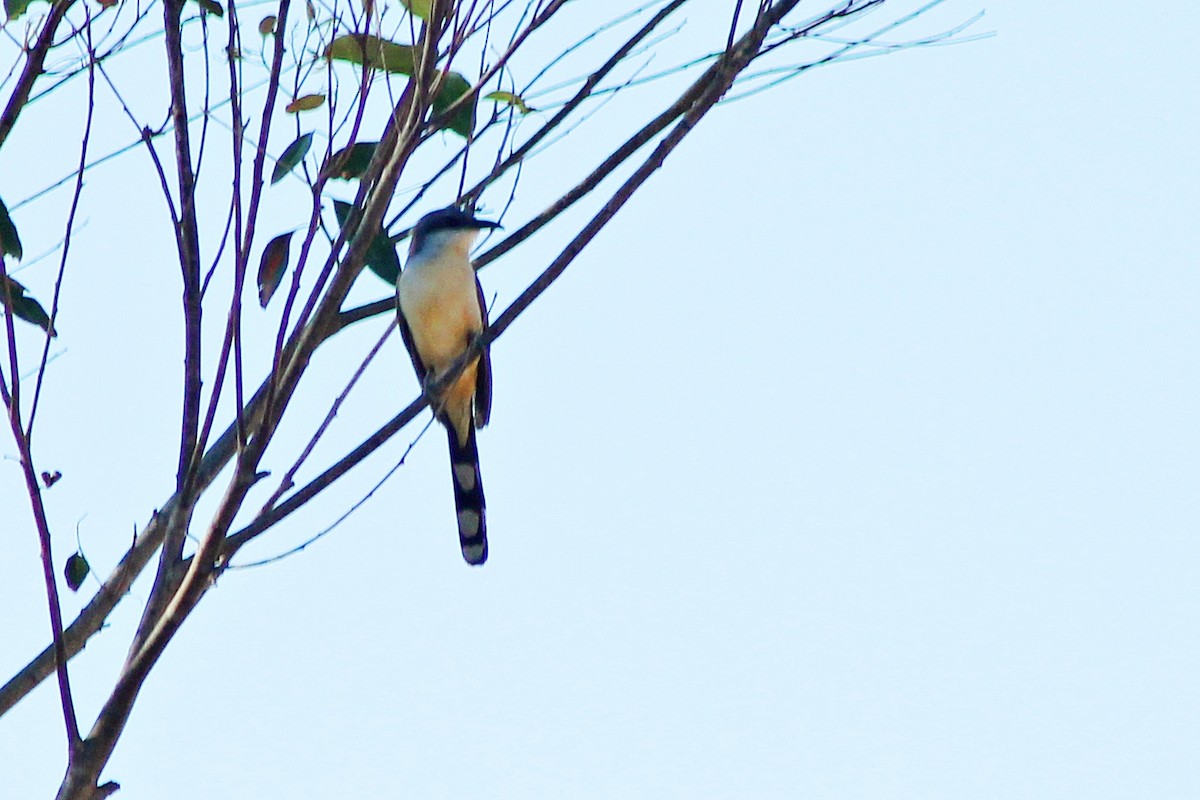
<box><xmin>399</xmin><ymin>271</ymin><xmax>482</xmax><ymax>374</ymax></box>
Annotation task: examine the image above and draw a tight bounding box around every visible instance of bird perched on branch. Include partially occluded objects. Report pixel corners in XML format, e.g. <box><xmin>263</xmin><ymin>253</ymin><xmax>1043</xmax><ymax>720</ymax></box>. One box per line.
<box><xmin>396</xmin><ymin>206</ymin><xmax>500</xmax><ymax>566</ymax></box>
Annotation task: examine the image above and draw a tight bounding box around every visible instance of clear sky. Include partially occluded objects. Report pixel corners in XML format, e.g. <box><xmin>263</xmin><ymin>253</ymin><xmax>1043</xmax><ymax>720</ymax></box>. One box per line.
<box><xmin>2</xmin><ymin>2</ymin><xmax>1198</xmax><ymax>798</ymax></box>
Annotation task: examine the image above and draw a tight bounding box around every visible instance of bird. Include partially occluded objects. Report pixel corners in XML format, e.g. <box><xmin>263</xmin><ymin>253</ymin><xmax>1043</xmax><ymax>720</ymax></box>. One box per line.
<box><xmin>395</xmin><ymin>206</ymin><xmax>500</xmax><ymax>565</ymax></box>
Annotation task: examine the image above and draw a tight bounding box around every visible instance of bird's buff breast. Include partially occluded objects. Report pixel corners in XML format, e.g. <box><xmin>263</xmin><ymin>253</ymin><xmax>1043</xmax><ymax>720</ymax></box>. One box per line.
<box><xmin>397</xmin><ymin>262</ymin><xmax>482</xmax><ymax>373</ymax></box>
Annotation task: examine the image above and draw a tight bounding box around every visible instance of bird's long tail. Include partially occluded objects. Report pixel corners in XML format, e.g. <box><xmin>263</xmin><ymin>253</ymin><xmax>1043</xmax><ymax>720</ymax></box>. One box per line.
<box><xmin>447</xmin><ymin>424</ymin><xmax>487</xmax><ymax>565</ymax></box>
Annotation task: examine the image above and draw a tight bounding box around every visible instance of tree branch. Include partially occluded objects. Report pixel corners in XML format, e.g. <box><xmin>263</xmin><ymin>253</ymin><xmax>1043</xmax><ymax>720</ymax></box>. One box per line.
<box><xmin>126</xmin><ymin>0</ymin><xmax>210</xmax><ymax>666</ymax></box>
<box><xmin>0</xmin><ymin>5</ymin><xmax>984</xmax><ymax>795</ymax></box>
<box><xmin>164</xmin><ymin>0</ymin><xmax>205</xmax><ymax>501</ymax></box>
<box><xmin>220</xmin><ymin>0</ymin><xmax>805</xmax><ymax>558</ymax></box>
<box><xmin>0</xmin><ymin>268</ymin><xmax>80</xmax><ymax>751</ymax></box>
<box><xmin>54</xmin><ymin>9</ymin><xmax>458</xmax><ymax>796</ymax></box>
<box><xmin>0</xmin><ymin>0</ymin><xmax>79</xmax><ymax>151</ymax></box>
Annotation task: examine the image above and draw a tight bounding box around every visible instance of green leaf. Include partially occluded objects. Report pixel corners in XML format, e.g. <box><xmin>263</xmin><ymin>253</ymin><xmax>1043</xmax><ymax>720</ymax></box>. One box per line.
<box><xmin>9</xmin><ymin>293</ymin><xmax>53</xmax><ymax>335</ymax></box>
<box><xmin>285</xmin><ymin>93</ymin><xmax>326</xmax><ymax>113</ymax></box>
<box><xmin>432</xmin><ymin>72</ymin><xmax>475</xmax><ymax>138</ymax></box>
<box><xmin>399</xmin><ymin>0</ymin><xmax>431</xmax><ymax>19</ymax></box>
<box><xmin>195</xmin><ymin>0</ymin><xmax>224</xmax><ymax>16</ymax></box>
<box><xmin>323</xmin><ymin>141</ymin><xmax>378</xmax><ymax>181</ymax></box>
<box><xmin>0</xmin><ymin>196</ymin><xmax>22</xmax><ymax>260</ymax></box>
<box><xmin>484</xmin><ymin>90</ymin><xmax>535</xmax><ymax>115</ymax></box>
<box><xmin>323</xmin><ymin>38</ymin><xmax>474</xmax><ymax>136</ymax></box>
<box><xmin>0</xmin><ymin>276</ymin><xmax>55</xmax><ymax>336</ymax></box>
<box><xmin>271</xmin><ymin>132</ymin><xmax>313</xmax><ymax>185</ymax></box>
<box><xmin>332</xmin><ymin>200</ymin><xmax>354</xmax><ymax>227</ymax></box>
<box><xmin>4</xmin><ymin>0</ymin><xmax>36</xmax><ymax>21</ymax></box>
<box><xmin>325</xmin><ymin>34</ymin><xmax>418</xmax><ymax>75</ymax></box>
<box><xmin>367</xmin><ymin>236</ymin><xmax>402</xmax><ymax>285</ymax></box>
<box><xmin>257</xmin><ymin>232</ymin><xmax>294</xmax><ymax>307</ymax></box>
<box><xmin>64</xmin><ymin>552</ymin><xmax>90</xmax><ymax>592</ymax></box>
<box><xmin>332</xmin><ymin>200</ymin><xmax>400</xmax><ymax>285</ymax></box>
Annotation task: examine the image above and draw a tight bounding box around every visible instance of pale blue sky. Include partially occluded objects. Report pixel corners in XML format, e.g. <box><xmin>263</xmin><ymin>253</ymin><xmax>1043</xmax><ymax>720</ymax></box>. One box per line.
<box><xmin>2</xmin><ymin>2</ymin><xmax>1198</xmax><ymax>798</ymax></box>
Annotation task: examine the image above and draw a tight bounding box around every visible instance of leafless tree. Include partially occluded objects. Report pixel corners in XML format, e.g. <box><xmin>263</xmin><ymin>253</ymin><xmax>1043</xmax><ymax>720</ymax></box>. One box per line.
<box><xmin>0</xmin><ymin>0</ymin><xmax>986</xmax><ymax>796</ymax></box>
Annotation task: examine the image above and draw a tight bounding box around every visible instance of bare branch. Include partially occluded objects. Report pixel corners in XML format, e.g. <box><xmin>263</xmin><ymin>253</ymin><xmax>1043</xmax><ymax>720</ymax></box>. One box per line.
<box><xmin>0</xmin><ymin>0</ymin><xmax>79</xmax><ymax>151</ymax></box>
<box><xmin>26</xmin><ymin>7</ymin><xmax>98</xmax><ymax>441</ymax></box>
<box><xmin>221</xmin><ymin>0</ymin><xmax>810</xmax><ymax>556</ymax></box>
<box><xmin>457</xmin><ymin>0</ymin><xmax>691</xmax><ymax>218</ymax></box>
<box><xmin>229</xmin><ymin>415</ymin><xmax>435</xmax><ymax>569</ymax></box>
<box><xmin>256</xmin><ymin>319</ymin><xmax>395</xmax><ymax>517</ymax></box>
<box><xmin>163</xmin><ymin>0</ymin><xmax>205</xmax><ymax>502</ymax></box>
<box><xmin>0</xmin><ymin>270</ymin><xmax>80</xmax><ymax>750</ymax></box>
<box><xmin>123</xmin><ymin>0</ymin><xmax>210</xmax><ymax>675</ymax></box>
<box><xmin>0</xmin><ymin>5</ymin><xmax>987</xmax><ymax>795</ymax></box>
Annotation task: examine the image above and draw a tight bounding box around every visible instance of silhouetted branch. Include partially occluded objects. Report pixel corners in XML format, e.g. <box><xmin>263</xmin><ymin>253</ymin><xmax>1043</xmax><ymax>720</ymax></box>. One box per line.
<box><xmin>0</xmin><ymin>0</ymin><xmax>79</xmax><ymax>151</ymax></box>
<box><xmin>221</xmin><ymin>0</ymin><xmax>809</xmax><ymax>558</ymax></box>
<box><xmin>0</xmin><ymin>3</ymin><xmax>986</xmax><ymax>796</ymax></box>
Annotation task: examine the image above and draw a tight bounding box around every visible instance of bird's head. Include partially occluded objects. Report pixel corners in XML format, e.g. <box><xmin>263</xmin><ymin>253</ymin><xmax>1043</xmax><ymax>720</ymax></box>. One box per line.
<box><xmin>409</xmin><ymin>206</ymin><xmax>501</xmax><ymax>260</ymax></box>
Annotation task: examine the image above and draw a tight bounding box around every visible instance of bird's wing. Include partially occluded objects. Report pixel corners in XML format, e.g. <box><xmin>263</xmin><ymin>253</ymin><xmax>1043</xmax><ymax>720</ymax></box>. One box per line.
<box><xmin>473</xmin><ymin>274</ymin><xmax>492</xmax><ymax>428</ymax></box>
<box><xmin>396</xmin><ymin>302</ymin><xmax>428</xmax><ymax>385</ymax></box>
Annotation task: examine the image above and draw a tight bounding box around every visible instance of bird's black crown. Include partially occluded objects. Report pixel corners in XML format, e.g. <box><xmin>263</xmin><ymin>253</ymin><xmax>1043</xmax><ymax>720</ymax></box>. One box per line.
<box><xmin>413</xmin><ymin>206</ymin><xmax>500</xmax><ymax>236</ymax></box>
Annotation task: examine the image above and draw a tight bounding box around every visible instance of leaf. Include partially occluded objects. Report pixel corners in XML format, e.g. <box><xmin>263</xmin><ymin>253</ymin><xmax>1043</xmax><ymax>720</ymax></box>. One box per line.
<box><xmin>432</xmin><ymin>72</ymin><xmax>475</xmax><ymax>138</ymax></box>
<box><xmin>271</xmin><ymin>132</ymin><xmax>313</xmax><ymax>184</ymax></box>
<box><xmin>484</xmin><ymin>90</ymin><xmax>535</xmax><ymax>115</ymax></box>
<box><xmin>285</xmin><ymin>93</ymin><xmax>326</xmax><ymax>113</ymax></box>
<box><xmin>400</xmin><ymin>0</ymin><xmax>431</xmax><ymax>18</ymax></box>
<box><xmin>4</xmin><ymin>0</ymin><xmax>35</xmax><ymax>21</ymax></box>
<box><xmin>0</xmin><ymin>196</ymin><xmax>22</xmax><ymax>260</ymax></box>
<box><xmin>64</xmin><ymin>552</ymin><xmax>90</xmax><ymax>592</ymax></box>
<box><xmin>257</xmin><ymin>232</ymin><xmax>294</xmax><ymax>307</ymax></box>
<box><xmin>325</xmin><ymin>34</ymin><xmax>418</xmax><ymax>75</ymax></box>
<box><xmin>8</xmin><ymin>294</ymin><xmax>53</xmax><ymax>335</ymax></box>
<box><xmin>0</xmin><ymin>276</ymin><xmax>55</xmax><ymax>336</ymax></box>
<box><xmin>369</xmin><ymin>234</ymin><xmax>402</xmax><ymax>285</ymax></box>
<box><xmin>41</xmin><ymin>469</ymin><xmax>62</xmax><ymax>487</ymax></box>
<box><xmin>258</xmin><ymin>14</ymin><xmax>276</xmax><ymax>34</ymax></box>
<box><xmin>195</xmin><ymin>0</ymin><xmax>224</xmax><ymax>16</ymax></box>
<box><xmin>96</xmin><ymin>0</ymin><xmax>118</xmax><ymax>7</ymax></box>
<box><xmin>322</xmin><ymin>142</ymin><xmax>378</xmax><ymax>181</ymax></box>
<box><xmin>332</xmin><ymin>200</ymin><xmax>400</xmax><ymax>285</ymax></box>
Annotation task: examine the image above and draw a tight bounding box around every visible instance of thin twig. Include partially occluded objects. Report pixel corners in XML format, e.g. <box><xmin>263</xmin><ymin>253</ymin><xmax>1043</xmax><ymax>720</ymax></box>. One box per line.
<box><xmin>27</xmin><ymin>9</ymin><xmax>98</xmax><ymax>440</ymax></box>
<box><xmin>194</xmin><ymin>0</ymin><xmax>293</xmax><ymax>464</ymax></box>
<box><xmin>163</xmin><ymin>0</ymin><xmax>205</xmax><ymax>503</ymax></box>
<box><xmin>123</xmin><ymin>0</ymin><xmax>209</xmax><ymax>672</ymax></box>
<box><xmin>256</xmin><ymin>316</ymin><xmax>395</xmax><ymax>516</ymax></box>
<box><xmin>0</xmin><ymin>0</ymin><xmax>80</xmax><ymax>151</ymax></box>
<box><xmin>0</xmin><ymin>268</ymin><xmax>80</xmax><ymax>750</ymax></box>
<box><xmin>56</xmin><ymin>9</ymin><xmax>454</xmax><ymax>794</ymax></box>
<box><xmin>460</xmin><ymin>0</ymin><xmax>691</xmax><ymax>218</ymax></box>
<box><xmin>220</xmin><ymin>0</ymin><xmax>805</xmax><ymax>556</ymax></box>
<box><xmin>229</xmin><ymin>414</ymin><xmax>435</xmax><ymax>569</ymax></box>
<box><xmin>0</xmin><ymin>7</ymin><xmax>986</xmax><ymax>779</ymax></box>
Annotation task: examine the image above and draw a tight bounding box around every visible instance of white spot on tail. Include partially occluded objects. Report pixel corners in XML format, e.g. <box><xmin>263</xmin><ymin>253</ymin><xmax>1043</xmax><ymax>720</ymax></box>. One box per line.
<box><xmin>458</xmin><ymin>509</ymin><xmax>481</xmax><ymax>538</ymax></box>
<box><xmin>453</xmin><ymin>463</ymin><xmax>477</xmax><ymax>491</ymax></box>
<box><xmin>461</xmin><ymin>541</ymin><xmax>486</xmax><ymax>564</ymax></box>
